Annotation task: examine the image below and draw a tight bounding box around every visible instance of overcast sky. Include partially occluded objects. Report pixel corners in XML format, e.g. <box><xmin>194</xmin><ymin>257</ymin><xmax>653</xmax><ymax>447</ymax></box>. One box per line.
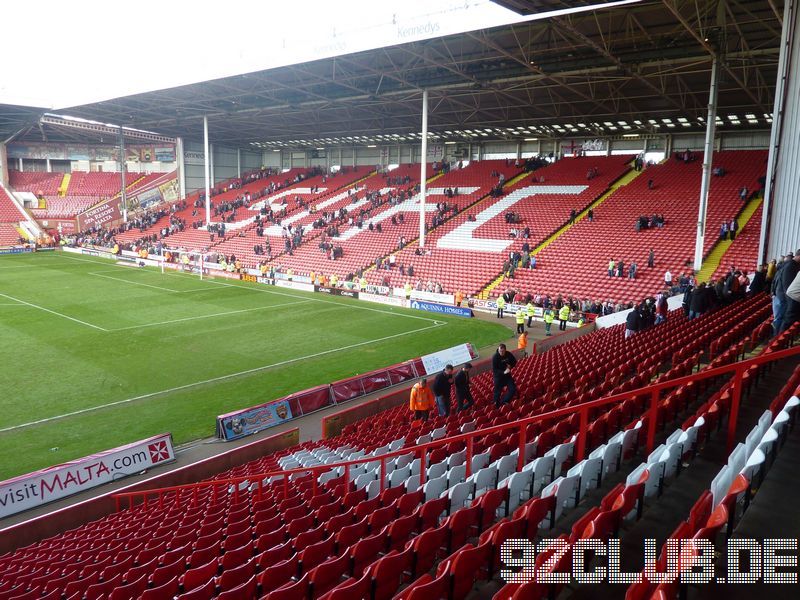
<box><xmin>1</xmin><ymin>0</ymin><xmax>639</xmax><ymax>110</ymax></box>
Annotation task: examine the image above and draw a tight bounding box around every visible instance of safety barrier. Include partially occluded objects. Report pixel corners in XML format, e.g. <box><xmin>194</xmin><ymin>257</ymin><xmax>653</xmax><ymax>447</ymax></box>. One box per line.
<box><xmin>114</xmin><ymin>344</ymin><xmax>800</xmax><ymax>511</ymax></box>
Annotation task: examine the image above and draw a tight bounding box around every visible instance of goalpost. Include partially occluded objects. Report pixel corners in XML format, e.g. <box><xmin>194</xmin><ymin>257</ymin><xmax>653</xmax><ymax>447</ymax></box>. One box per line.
<box><xmin>159</xmin><ymin>246</ymin><xmax>207</xmax><ymax>280</ymax></box>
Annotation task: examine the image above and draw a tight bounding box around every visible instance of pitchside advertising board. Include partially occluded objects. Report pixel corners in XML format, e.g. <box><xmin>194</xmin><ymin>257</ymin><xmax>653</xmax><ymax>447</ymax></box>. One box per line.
<box><xmin>409</xmin><ymin>299</ymin><xmax>473</xmax><ymax>318</ymax></box>
<box><xmin>217</xmin><ymin>399</ymin><xmax>294</xmax><ymax>441</ymax></box>
<box><xmin>420</xmin><ymin>343</ymin><xmax>476</xmax><ymax>375</ymax></box>
<box><xmin>0</xmin><ymin>434</ymin><xmax>175</xmax><ymax>519</ymax></box>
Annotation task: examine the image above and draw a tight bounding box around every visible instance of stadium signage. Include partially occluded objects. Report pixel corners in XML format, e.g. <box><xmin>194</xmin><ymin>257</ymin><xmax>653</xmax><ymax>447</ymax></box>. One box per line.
<box><xmin>217</xmin><ymin>399</ymin><xmax>293</xmax><ymax>441</ymax></box>
<box><xmin>76</xmin><ymin>198</ymin><xmax>121</xmax><ymax>230</ymax></box>
<box><xmin>0</xmin><ymin>434</ymin><xmax>175</xmax><ymax>519</ymax></box>
<box><xmin>240</xmin><ymin>274</ymin><xmax>258</xmax><ymax>283</ymax></box>
<box><xmin>409</xmin><ymin>299</ymin><xmax>473</xmax><ymax>318</ymax></box>
<box><xmin>360</xmin><ymin>292</ymin><xmax>406</xmax><ymax>307</ymax></box>
<box><xmin>315</xmin><ymin>286</ymin><xmax>359</xmax><ymax>298</ymax></box>
<box><xmin>394</xmin><ymin>288</ymin><xmax>455</xmax><ymax>304</ymax></box>
<box><xmin>364</xmin><ymin>284</ymin><xmax>391</xmax><ymax>296</ymax></box>
<box><xmin>420</xmin><ymin>343</ymin><xmax>475</xmax><ymax>375</ymax></box>
<box><xmin>274</xmin><ymin>279</ymin><xmax>315</xmax><ymax>292</ymax></box>
<box><xmin>0</xmin><ymin>247</ymin><xmax>30</xmax><ymax>255</ymax></box>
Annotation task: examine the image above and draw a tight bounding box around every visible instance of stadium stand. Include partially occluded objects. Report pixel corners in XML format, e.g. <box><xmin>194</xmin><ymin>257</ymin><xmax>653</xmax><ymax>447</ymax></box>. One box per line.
<box><xmin>711</xmin><ymin>203</ymin><xmax>764</xmax><ymax>281</ymax></box>
<box><xmin>265</xmin><ymin>160</ymin><xmax>519</xmax><ymax>283</ymax></box>
<box><xmin>0</xmin><ymin>290</ymin><xmax>783</xmax><ymax>600</ymax></box>
<box><xmin>211</xmin><ymin>163</ymin><xmax>435</xmax><ymax>271</ymax></box>
<box><xmin>8</xmin><ymin>171</ymin><xmax>63</xmax><ymax>195</ymax></box>
<box><xmin>66</xmin><ymin>172</ymin><xmax>125</xmax><ymax>197</ymax></box>
<box><xmin>492</xmin><ymin>151</ymin><xmax>767</xmax><ymax>304</ymax></box>
<box><xmin>364</xmin><ymin>156</ymin><xmax>632</xmax><ymax>296</ymax></box>
<box><xmin>0</xmin><ymin>185</ymin><xmax>27</xmax><ymax>246</ymax></box>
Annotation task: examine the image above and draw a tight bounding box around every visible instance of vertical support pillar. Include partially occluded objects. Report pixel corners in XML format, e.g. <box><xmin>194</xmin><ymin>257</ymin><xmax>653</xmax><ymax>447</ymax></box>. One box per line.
<box><xmin>419</xmin><ymin>88</ymin><xmax>429</xmax><ymax>248</ymax></box>
<box><xmin>119</xmin><ymin>126</ymin><xmax>128</xmax><ymax>223</ymax></box>
<box><xmin>209</xmin><ymin>143</ymin><xmax>215</xmax><ymax>186</ymax></box>
<box><xmin>18</xmin><ymin>158</ymin><xmax>23</xmax><ymax>172</ymax></box>
<box><xmin>203</xmin><ymin>116</ymin><xmax>211</xmax><ymax>226</ymax></box>
<box><xmin>46</xmin><ymin>158</ymin><xmax>51</xmax><ymax>173</ymax></box>
<box><xmin>760</xmin><ymin>0</ymin><xmax>798</xmax><ymax>263</ymax></box>
<box><xmin>693</xmin><ymin>56</ymin><xmax>720</xmax><ymax>272</ymax></box>
<box><xmin>176</xmin><ymin>137</ymin><xmax>186</xmax><ymax>201</ymax></box>
<box><xmin>237</xmin><ymin>148</ymin><xmax>241</xmax><ymax>179</ymax></box>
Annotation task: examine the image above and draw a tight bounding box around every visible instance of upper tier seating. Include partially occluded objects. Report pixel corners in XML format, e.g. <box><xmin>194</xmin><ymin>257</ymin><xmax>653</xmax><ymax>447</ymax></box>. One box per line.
<box><xmin>66</xmin><ymin>172</ymin><xmax>125</xmax><ymax>197</ymax></box>
<box><xmin>365</xmin><ymin>156</ymin><xmax>631</xmax><ymax>295</ymax></box>
<box><xmin>0</xmin><ymin>291</ymin><xmax>777</xmax><ymax>600</ymax></box>
<box><xmin>495</xmin><ymin>150</ymin><xmax>766</xmax><ymax>303</ymax></box>
<box><xmin>8</xmin><ymin>171</ymin><xmax>63</xmax><ymax>195</ymax></box>
<box><xmin>266</xmin><ymin>160</ymin><xmax>521</xmax><ymax>280</ymax></box>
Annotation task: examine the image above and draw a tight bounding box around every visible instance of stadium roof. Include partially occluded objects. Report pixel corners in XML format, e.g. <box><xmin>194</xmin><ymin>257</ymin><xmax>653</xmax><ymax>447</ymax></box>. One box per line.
<box><xmin>7</xmin><ymin>0</ymin><xmax>782</xmax><ymax>149</ymax></box>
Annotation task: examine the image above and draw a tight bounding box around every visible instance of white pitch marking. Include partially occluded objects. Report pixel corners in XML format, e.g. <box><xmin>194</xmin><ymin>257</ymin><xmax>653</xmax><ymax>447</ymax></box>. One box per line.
<box><xmin>88</xmin><ymin>271</ymin><xmax>186</xmax><ymax>293</ymax></box>
<box><xmin>0</xmin><ymin>321</ymin><xmax>445</xmax><ymax>433</ymax></box>
<box><xmin>87</xmin><ymin>271</ymin><xmax>222</xmax><ymax>294</ymax></box>
<box><xmin>0</xmin><ymin>292</ymin><xmax>108</xmax><ymax>332</ymax></box>
<box><xmin>109</xmin><ymin>299</ymin><xmax>312</xmax><ymax>331</ymax></box>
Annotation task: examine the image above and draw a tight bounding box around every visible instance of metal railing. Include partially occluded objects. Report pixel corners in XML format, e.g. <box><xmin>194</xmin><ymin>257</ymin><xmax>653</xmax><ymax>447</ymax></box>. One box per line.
<box><xmin>114</xmin><ymin>343</ymin><xmax>800</xmax><ymax>512</ymax></box>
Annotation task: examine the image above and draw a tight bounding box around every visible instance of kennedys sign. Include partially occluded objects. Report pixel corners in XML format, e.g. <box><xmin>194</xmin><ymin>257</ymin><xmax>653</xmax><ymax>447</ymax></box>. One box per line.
<box><xmin>0</xmin><ymin>433</ymin><xmax>175</xmax><ymax>518</ymax></box>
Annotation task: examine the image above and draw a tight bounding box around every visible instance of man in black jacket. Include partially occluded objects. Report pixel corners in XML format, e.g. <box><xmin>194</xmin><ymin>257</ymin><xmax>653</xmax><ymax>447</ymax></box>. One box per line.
<box><xmin>778</xmin><ymin>252</ymin><xmax>800</xmax><ymax>334</ymax></box>
<box><xmin>689</xmin><ymin>283</ymin><xmax>707</xmax><ymax>319</ymax></box>
<box><xmin>625</xmin><ymin>306</ymin><xmax>642</xmax><ymax>339</ymax></box>
<box><xmin>454</xmin><ymin>363</ymin><xmax>474</xmax><ymax>412</ymax></box>
<box><xmin>749</xmin><ymin>265</ymin><xmax>767</xmax><ymax>295</ymax></box>
<box><xmin>432</xmin><ymin>364</ymin><xmax>454</xmax><ymax>417</ymax></box>
<box><xmin>492</xmin><ymin>344</ymin><xmax>518</xmax><ymax>407</ymax></box>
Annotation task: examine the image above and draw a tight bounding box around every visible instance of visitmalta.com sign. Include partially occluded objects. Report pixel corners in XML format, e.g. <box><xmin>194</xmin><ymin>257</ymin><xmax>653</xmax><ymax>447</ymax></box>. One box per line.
<box><xmin>0</xmin><ymin>434</ymin><xmax>175</xmax><ymax>518</ymax></box>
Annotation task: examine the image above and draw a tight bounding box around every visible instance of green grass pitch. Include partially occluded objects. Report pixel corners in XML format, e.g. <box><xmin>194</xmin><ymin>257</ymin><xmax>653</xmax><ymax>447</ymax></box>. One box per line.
<box><xmin>0</xmin><ymin>252</ymin><xmax>509</xmax><ymax>480</ymax></box>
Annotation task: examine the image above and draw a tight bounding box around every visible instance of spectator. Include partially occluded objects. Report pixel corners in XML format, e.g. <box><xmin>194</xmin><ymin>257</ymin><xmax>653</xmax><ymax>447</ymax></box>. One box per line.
<box><xmin>625</xmin><ymin>305</ymin><xmax>642</xmax><ymax>339</ymax></box>
<box><xmin>454</xmin><ymin>363</ymin><xmax>474</xmax><ymax>412</ymax></box>
<box><xmin>492</xmin><ymin>344</ymin><xmax>517</xmax><ymax>407</ymax></box>
<box><xmin>432</xmin><ymin>365</ymin><xmax>454</xmax><ymax>417</ymax></box>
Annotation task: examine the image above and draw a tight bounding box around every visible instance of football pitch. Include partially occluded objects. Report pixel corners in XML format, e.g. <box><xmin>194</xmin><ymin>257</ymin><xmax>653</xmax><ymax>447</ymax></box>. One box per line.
<box><xmin>0</xmin><ymin>252</ymin><xmax>509</xmax><ymax>480</ymax></box>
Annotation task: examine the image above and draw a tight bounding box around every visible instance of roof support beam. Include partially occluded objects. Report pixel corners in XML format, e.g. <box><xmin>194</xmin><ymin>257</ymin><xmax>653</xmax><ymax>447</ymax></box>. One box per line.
<box><xmin>661</xmin><ymin>0</ymin><xmax>769</xmax><ymax>113</ymax></box>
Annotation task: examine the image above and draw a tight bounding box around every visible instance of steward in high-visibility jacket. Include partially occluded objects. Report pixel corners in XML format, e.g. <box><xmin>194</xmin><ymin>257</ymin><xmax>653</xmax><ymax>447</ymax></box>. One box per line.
<box><xmin>496</xmin><ymin>296</ymin><xmax>506</xmax><ymax>319</ymax></box>
<box><xmin>409</xmin><ymin>379</ymin><xmax>434</xmax><ymax>421</ymax></box>
<box><xmin>526</xmin><ymin>302</ymin><xmax>536</xmax><ymax>327</ymax></box>
<box><xmin>558</xmin><ymin>304</ymin><xmax>570</xmax><ymax>331</ymax></box>
<box><xmin>515</xmin><ymin>309</ymin><xmax>525</xmax><ymax>334</ymax></box>
<box><xmin>360</xmin><ymin>277</ymin><xmax>368</xmax><ymax>289</ymax></box>
<box><xmin>577</xmin><ymin>315</ymin><xmax>586</xmax><ymax>327</ymax></box>
<box><xmin>543</xmin><ymin>308</ymin><xmax>555</xmax><ymax>336</ymax></box>
<box><xmin>404</xmin><ymin>282</ymin><xmax>412</xmax><ymax>299</ymax></box>
<box><xmin>455</xmin><ymin>290</ymin><xmax>464</xmax><ymax>306</ymax></box>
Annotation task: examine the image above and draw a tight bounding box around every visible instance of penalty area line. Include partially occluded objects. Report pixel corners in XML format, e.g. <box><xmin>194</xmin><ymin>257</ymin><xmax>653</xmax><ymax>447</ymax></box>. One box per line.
<box><xmin>0</xmin><ymin>321</ymin><xmax>446</xmax><ymax>433</ymax></box>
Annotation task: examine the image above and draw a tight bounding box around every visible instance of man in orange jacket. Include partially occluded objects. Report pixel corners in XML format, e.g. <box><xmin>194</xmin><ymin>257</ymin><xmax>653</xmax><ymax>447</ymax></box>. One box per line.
<box><xmin>409</xmin><ymin>378</ymin><xmax>434</xmax><ymax>421</ymax></box>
